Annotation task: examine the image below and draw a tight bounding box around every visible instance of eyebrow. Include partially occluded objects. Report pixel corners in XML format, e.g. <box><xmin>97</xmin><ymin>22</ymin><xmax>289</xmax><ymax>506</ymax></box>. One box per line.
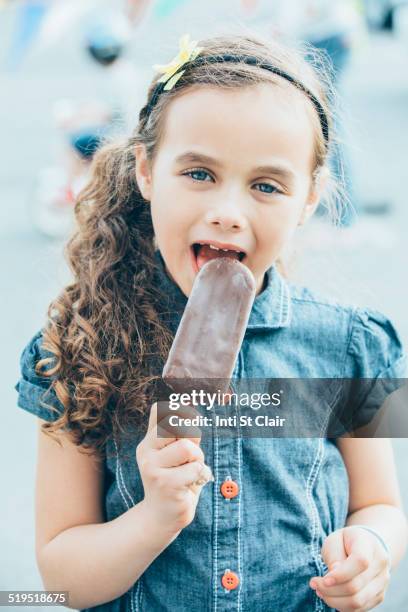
<box><xmin>174</xmin><ymin>151</ymin><xmax>296</xmax><ymax>183</ymax></box>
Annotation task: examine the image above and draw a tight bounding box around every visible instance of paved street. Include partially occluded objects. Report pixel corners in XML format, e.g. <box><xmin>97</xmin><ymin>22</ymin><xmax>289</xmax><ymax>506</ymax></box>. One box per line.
<box><xmin>1</xmin><ymin>2</ymin><xmax>407</xmax><ymax>610</ymax></box>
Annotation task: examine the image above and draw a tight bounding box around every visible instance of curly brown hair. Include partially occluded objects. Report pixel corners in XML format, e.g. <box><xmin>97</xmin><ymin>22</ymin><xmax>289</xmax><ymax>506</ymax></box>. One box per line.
<box><xmin>36</xmin><ymin>33</ymin><xmax>338</xmax><ymax>457</ymax></box>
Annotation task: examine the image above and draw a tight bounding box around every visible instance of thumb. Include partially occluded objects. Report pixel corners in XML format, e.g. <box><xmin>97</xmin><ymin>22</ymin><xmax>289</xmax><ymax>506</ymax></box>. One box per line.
<box><xmin>147</xmin><ymin>400</ymin><xmax>186</xmax><ymax>432</ymax></box>
<box><xmin>321</xmin><ymin>529</ymin><xmax>348</xmax><ymax>571</ymax></box>
<box><xmin>342</xmin><ymin>525</ymin><xmax>377</xmax><ymax>559</ymax></box>
<box><xmin>147</xmin><ymin>402</ymin><xmax>158</xmax><ymax>432</ymax></box>
<box><xmin>147</xmin><ymin>401</ymin><xmax>178</xmax><ymax>437</ymax></box>
<box><xmin>149</xmin><ymin>400</ymin><xmax>203</xmax><ymax>445</ymax></box>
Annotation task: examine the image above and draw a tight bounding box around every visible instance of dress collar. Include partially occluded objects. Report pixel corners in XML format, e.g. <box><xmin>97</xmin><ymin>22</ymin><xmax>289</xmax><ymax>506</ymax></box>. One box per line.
<box><xmin>153</xmin><ymin>249</ymin><xmax>291</xmax><ymax>331</ymax></box>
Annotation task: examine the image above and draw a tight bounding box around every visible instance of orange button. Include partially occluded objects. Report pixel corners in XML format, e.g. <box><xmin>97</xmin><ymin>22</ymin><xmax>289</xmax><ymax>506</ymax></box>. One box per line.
<box><xmin>220</xmin><ymin>479</ymin><xmax>239</xmax><ymax>499</ymax></box>
<box><xmin>221</xmin><ymin>570</ymin><xmax>240</xmax><ymax>590</ymax></box>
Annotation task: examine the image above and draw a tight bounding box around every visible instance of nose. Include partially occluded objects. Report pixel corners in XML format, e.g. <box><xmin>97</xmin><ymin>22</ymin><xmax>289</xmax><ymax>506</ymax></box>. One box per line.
<box><xmin>205</xmin><ymin>202</ymin><xmax>248</xmax><ymax>232</ymax></box>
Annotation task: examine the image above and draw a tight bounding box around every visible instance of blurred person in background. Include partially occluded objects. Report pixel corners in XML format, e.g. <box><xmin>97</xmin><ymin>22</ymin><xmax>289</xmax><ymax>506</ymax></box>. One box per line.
<box><xmin>364</xmin><ymin>0</ymin><xmax>408</xmax><ymax>32</ymax></box>
<box><xmin>30</xmin><ymin>0</ymin><xmax>149</xmax><ymax>237</ymax></box>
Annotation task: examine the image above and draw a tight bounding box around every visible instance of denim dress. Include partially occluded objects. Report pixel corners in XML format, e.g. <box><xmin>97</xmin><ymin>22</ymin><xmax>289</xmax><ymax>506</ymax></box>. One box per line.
<box><xmin>15</xmin><ymin>250</ymin><xmax>407</xmax><ymax>612</ymax></box>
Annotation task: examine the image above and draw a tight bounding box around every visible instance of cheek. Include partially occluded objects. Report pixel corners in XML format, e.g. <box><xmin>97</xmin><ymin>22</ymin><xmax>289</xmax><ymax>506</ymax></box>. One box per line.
<box><xmin>257</xmin><ymin>205</ymin><xmax>298</xmax><ymax>236</ymax></box>
<box><xmin>150</xmin><ymin>192</ymin><xmax>191</xmax><ymax>245</ymax></box>
<box><xmin>254</xmin><ymin>204</ymin><xmax>301</xmax><ymax>254</ymax></box>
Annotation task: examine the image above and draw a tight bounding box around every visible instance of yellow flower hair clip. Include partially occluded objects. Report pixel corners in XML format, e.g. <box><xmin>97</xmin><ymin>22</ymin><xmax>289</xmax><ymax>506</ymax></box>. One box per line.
<box><xmin>153</xmin><ymin>33</ymin><xmax>203</xmax><ymax>91</ymax></box>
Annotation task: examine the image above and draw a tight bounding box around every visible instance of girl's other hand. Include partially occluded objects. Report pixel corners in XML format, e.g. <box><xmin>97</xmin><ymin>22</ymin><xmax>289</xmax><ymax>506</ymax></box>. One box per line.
<box><xmin>136</xmin><ymin>402</ymin><xmax>211</xmax><ymax>537</ymax></box>
<box><xmin>309</xmin><ymin>526</ymin><xmax>390</xmax><ymax>611</ymax></box>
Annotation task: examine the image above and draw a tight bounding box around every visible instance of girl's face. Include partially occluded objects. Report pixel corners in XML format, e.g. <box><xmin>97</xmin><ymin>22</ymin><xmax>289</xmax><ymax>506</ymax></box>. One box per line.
<box><xmin>136</xmin><ymin>83</ymin><xmax>323</xmax><ymax>297</ymax></box>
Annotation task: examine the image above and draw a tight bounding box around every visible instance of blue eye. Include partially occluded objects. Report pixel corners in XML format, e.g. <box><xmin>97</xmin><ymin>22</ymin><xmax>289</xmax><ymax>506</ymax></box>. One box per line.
<box><xmin>254</xmin><ymin>183</ymin><xmax>281</xmax><ymax>194</ymax></box>
<box><xmin>182</xmin><ymin>169</ymin><xmax>282</xmax><ymax>195</ymax></box>
<box><xmin>183</xmin><ymin>169</ymin><xmax>213</xmax><ymax>182</ymax></box>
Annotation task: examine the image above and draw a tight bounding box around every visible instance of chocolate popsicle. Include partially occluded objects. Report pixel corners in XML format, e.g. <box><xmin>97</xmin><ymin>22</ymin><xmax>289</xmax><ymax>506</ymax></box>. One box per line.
<box><xmin>161</xmin><ymin>256</ymin><xmax>256</xmax><ymax>491</ymax></box>
<box><xmin>162</xmin><ymin>256</ymin><xmax>256</xmax><ymax>395</ymax></box>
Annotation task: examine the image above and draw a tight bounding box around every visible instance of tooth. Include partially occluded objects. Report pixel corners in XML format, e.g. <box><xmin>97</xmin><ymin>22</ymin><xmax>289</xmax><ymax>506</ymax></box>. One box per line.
<box><xmin>209</xmin><ymin>244</ymin><xmax>219</xmax><ymax>250</ymax></box>
<box><xmin>222</xmin><ymin>248</ymin><xmax>229</xmax><ymax>251</ymax></box>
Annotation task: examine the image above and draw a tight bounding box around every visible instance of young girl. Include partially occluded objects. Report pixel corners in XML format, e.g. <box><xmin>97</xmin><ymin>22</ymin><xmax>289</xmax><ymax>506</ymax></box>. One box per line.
<box><xmin>15</xmin><ymin>32</ymin><xmax>407</xmax><ymax>611</ymax></box>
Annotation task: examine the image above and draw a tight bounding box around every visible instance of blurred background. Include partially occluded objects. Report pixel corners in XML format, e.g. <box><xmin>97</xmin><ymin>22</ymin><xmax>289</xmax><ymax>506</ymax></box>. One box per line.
<box><xmin>1</xmin><ymin>0</ymin><xmax>407</xmax><ymax>609</ymax></box>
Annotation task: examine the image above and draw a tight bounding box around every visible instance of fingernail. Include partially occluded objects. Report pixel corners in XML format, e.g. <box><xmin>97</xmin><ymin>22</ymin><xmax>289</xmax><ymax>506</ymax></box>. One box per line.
<box><xmin>200</xmin><ymin>464</ymin><xmax>214</xmax><ymax>485</ymax></box>
<box><xmin>208</xmin><ymin>469</ymin><xmax>215</xmax><ymax>482</ymax></box>
<box><xmin>310</xmin><ymin>580</ymin><xmax>317</xmax><ymax>590</ymax></box>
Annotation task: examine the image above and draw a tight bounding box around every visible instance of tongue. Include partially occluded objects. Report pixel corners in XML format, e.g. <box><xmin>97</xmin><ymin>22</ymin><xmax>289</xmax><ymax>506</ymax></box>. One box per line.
<box><xmin>196</xmin><ymin>244</ymin><xmax>240</xmax><ymax>271</ymax></box>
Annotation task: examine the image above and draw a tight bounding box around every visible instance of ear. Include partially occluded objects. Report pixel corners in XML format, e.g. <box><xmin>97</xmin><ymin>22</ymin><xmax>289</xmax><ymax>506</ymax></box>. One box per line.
<box><xmin>135</xmin><ymin>144</ymin><xmax>152</xmax><ymax>201</ymax></box>
<box><xmin>298</xmin><ymin>166</ymin><xmax>329</xmax><ymax>226</ymax></box>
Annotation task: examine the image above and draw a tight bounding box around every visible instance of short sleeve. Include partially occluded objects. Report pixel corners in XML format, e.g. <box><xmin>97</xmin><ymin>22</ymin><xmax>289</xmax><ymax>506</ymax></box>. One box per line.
<box><xmin>14</xmin><ymin>330</ymin><xmax>65</xmax><ymax>422</ymax></box>
<box><xmin>336</xmin><ymin>308</ymin><xmax>407</xmax><ymax>433</ymax></box>
<box><xmin>348</xmin><ymin>308</ymin><xmax>407</xmax><ymax>379</ymax></box>
<box><xmin>330</xmin><ymin>309</ymin><xmax>407</xmax><ymax>437</ymax></box>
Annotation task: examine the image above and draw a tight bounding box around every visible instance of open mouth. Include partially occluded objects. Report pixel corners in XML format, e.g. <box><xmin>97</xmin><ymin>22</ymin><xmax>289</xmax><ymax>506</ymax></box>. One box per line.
<box><xmin>191</xmin><ymin>243</ymin><xmax>246</xmax><ymax>273</ymax></box>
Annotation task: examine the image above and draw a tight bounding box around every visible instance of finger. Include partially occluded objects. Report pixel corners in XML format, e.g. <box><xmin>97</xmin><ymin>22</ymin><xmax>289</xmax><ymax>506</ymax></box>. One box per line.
<box><xmin>146</xmin><ymin>401</ymin><xmax>199</xmax><ymax>448</ymax></box>
<box><xmin>157</xmin><ymin>401</ymin><xmax>203</xmax><ymax>442</ymax></box>
<box><xmin>312</xmin><ymin>565</ymin><xmax>375</xmax><ymax>598</ymax></box>
<box><xmin>188</xmin><ymin>464</ymin><xmax>214</xmax><ymax>493</ymax></box>
<box><xmin>147</xmin><ymin>402</ymin><xmax>159</xmax><ymax>432</ymax></box>
<box><xmin>145</xmin><ymin>403</ymin><xmax>177</xmax><ymax>450</ymax></box>
<box><xmin>156</xmin><ymin>438</ymin><xmax>205</xmax><ymax>468</ymax></box>
<box><xmin>145</xmin><ymin>402</ymin><xmax>203</xmax><ymax>450</ymax></box>
<box><xmin>163</xmin><ymin>460</ymin><xmax>206</xmax><ymax>489</ymax></box>
<box><xmin>315</xmin><ymin>569</ymin><xmax>389</xmax><ymax>611</ymax></box>
<box><xmin>312</xmin><ymin>548</ymin><xmax>389</xmax><ymax>598</ymax></box>
<box><xmin>321</xmin><ymin>529</ymin><xmax>348</xmax><ymax>571</ymax></box>
<box><xmin>320</xmin><ymin>545</ymin><xmax>372</xmax><ymax>586</ymax></box>
<box><xmin>310</xmin><ymin>530</ymin><xmax>347</xmax><ymax>593</ymax></box>
<box><xmin>147</xmin><ymin>402</ymin><xmax>181</xmax><ymax>432</ymax></box>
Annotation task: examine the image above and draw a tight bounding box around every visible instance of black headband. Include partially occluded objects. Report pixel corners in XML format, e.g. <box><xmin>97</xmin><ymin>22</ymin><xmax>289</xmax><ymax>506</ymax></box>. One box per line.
<box><xmin>139</xmin><ymin>53</ymin><xmax>330</xmax><ymax>145</ymax></box>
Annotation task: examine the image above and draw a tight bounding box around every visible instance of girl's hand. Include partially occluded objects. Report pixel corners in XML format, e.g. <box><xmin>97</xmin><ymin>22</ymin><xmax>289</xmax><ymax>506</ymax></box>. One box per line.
<box><xmin>136</xmin><ymin>402</ymin><xmax>211</xmax><ymax>536</ymax></box>
<box><xmin>309</xmin><ymin>526</ymin><xmax>391</xmax><ymax>611</ymax></box>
